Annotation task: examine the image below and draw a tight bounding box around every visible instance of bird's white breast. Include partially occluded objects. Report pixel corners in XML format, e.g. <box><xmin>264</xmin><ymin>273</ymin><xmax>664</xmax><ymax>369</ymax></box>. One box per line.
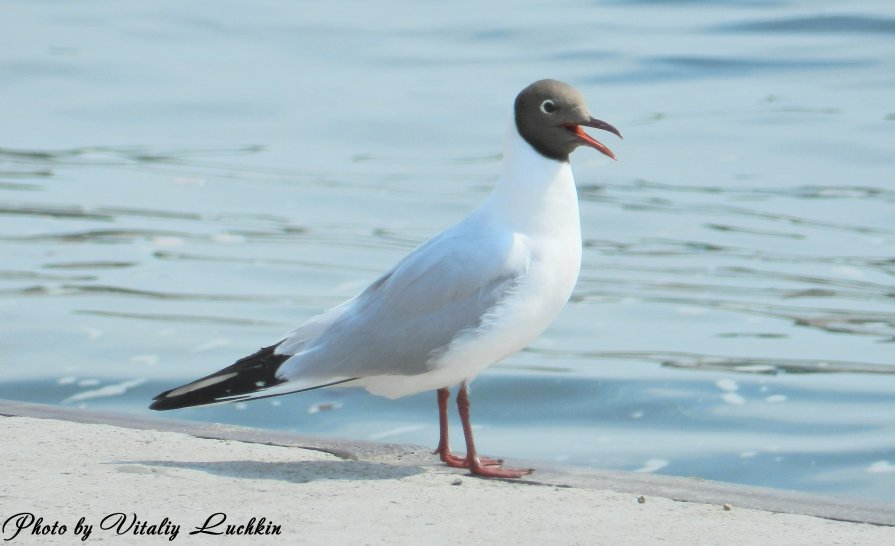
<box><xmin>360</xmin><ymin>128</ymin><xmax>582</xmax><ymax>399</ymax></box>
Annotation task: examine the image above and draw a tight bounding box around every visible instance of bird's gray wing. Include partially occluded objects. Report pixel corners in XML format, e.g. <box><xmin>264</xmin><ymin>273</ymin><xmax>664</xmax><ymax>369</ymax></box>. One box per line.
<box><xmin>276</xmin><ymin>223</ymin><xmax>528</xmax><ymax>381</ymax></box>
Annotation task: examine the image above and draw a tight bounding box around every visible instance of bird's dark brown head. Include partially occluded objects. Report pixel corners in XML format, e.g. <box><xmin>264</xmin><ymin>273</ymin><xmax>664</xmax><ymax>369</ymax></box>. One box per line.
<box><xmin>514</xmin><ymin>79</ymin><xmax>622</xmax><ymax>163</ymax></box>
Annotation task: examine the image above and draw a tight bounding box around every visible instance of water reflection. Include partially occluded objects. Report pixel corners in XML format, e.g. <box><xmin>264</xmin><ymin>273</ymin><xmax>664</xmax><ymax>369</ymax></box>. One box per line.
<box><xmin>720</xmin><ymin>15</ymin><xmax>895</xmax><ymax>34</ymax></box>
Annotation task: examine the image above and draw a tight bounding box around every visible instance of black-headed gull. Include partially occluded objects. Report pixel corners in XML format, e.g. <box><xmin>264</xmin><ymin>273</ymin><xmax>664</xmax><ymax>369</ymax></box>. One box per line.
<box><xmin>151</xmin><ymin>79</ymin><xmax>621</xmax><ymax>478</ymax></box>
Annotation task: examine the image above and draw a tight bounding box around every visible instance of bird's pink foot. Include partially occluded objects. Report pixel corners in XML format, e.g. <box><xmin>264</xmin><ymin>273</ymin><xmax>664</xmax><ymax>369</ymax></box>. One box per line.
<box><xmin>435</xmin><ymin>447</ymin><xmax>502</xmax><ymax>467</ymax></box>
<box><xmin>433</xmin><ymin>382</ymin><xmax>531</xmax><ymax>479</ymax></box>
<box><xmin>468</xmin><ymin>458</ymin><xmax>533</xmax><ymax>479</ymax></box>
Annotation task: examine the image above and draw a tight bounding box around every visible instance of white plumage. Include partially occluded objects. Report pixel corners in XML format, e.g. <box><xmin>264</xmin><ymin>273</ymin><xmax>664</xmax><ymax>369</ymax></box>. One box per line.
<box><xmin>151</xmin><ymin>79</ymin><xmax>620</xmax><ymax>478</ymax></box>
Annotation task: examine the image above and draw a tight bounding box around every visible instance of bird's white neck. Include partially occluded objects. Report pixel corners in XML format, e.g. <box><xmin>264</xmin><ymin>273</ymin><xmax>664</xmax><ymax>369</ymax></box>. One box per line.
<box><xmin>479</xmin><ymin>122</ymin><xmax>579</xmax><ymax>234</ymax></box>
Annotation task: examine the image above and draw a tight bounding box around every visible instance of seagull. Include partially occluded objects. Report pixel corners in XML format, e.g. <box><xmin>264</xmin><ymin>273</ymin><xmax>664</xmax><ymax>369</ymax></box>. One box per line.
<box><xmin>150</xmin><ymin>79</ymin><xmax>621</xmax><ymax>478</ymax></box>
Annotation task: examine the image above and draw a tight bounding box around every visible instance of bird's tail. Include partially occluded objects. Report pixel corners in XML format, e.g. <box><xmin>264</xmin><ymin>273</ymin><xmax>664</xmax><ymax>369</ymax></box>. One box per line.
<box><xmin>150</xmin><ymin>344</ymin><xmax>293</xmax><ymax>410</ymax></box>
<box><xmin>151</xmin><ymin>340</ymin><xmax>361</xmax><ymax>411</ymax></box>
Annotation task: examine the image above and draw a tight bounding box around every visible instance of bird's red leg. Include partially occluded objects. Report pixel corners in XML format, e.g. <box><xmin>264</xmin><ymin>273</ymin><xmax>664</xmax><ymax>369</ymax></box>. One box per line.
<box><xmin>456</xmin><ymin>381</ymin><xmax>533</xmax><ymax>478</ymax></box>
<box><xmin>434</xmin><ymin>387</ymin><xmax>467</xmax><ymax>467</ymax></box>
<box><xmin>434</xmin><ymin>387</ymin><xmax>502</xmax><ymax>468</ymax></box>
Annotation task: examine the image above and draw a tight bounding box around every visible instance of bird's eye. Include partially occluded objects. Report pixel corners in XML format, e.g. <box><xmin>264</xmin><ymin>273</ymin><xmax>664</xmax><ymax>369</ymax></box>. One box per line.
<box><xmin>539</xmin><ymin>99</ymin><xmax>557</xmax><ymax>114</ymax></box>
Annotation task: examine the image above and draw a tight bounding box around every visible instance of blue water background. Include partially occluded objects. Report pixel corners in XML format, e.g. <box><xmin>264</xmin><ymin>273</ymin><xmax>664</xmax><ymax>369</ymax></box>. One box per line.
<box><xmin>1</xmin><ymin>0</ymin><xmax>894</xmax><ymax>502</ymax></box>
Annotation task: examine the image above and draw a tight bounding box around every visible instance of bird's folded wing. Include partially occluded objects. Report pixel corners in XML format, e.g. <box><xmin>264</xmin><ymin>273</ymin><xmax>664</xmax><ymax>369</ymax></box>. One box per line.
<box><xmin>276</xmin><ymin>224</ymin><xmax>529</xmax><ymax>380</ymax></box>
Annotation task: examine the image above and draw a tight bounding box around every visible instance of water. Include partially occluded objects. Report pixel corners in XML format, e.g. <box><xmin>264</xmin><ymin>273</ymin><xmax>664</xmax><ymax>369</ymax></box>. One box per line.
<box><xmin>2</xmin><ymin>0</ymin><xmax>894</xmax><ymax>502</ymax></box>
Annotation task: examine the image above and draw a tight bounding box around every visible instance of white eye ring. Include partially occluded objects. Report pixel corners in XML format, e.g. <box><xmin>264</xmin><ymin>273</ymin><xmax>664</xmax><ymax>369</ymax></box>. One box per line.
<box><xmin>539</xmin><ymin>99</ymin><xmax>557</xmax><ymax>114</ymax></box>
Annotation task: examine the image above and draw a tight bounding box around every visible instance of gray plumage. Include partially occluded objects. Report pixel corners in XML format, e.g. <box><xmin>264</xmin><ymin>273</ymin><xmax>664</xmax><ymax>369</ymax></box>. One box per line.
<box><xmin>275</xmin><ymin>217</ymin><xmax>525</xmax><ymax>381</ymax></box>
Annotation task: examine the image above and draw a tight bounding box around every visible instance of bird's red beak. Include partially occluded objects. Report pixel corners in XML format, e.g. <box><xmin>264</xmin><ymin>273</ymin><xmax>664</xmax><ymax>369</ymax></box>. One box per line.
<box><xmin>565</xmin><ymin>117</ymin><xmax>623</xmax><ymax>160</ymax></box>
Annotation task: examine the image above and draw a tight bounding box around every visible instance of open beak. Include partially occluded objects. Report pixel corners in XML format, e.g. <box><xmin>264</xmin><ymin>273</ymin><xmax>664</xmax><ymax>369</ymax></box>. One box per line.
<box><xmin>565</xmin><ymin>117</ymin><xmax>623</xmax><ymax>160</ymax></box>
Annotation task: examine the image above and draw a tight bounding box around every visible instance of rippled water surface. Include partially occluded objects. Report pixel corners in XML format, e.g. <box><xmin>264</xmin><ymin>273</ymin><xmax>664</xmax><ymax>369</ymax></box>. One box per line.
<box><xmin>2</xmin><ymin>0</ymin><xmax>894</xmax><ymax>502</ymax></box>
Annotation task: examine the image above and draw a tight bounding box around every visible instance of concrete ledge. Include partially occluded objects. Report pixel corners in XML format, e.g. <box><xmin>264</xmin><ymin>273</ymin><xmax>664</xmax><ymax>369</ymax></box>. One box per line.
<box><xmin>0</xmin><ymin>400</ymin><xmax>895</xmax><ymax>544</ymax></box>
<box><xmin>3</xmin><ymin>399</ymin><xmax>892</xmax><ymax>526</ymax></box>
<box><xmin>0</xmin><ymin>399</ymin><xmax>410</xmax><ymax>461</ymax></box>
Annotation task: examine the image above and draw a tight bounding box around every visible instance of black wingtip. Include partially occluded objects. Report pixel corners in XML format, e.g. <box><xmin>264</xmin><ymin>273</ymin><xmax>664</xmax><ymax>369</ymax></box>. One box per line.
<box><xmin>149</xmin><ymin>387</ymin><xmax>199</xmax><ymax>410</ymax></box>
<box><xmin>146</xmin><ymin>388</ymin><xmax>183</xmax><ymax>411</ymax></box>
<box><xmin>148</xmin><ymin>344</ymin><xmax>290</xmax><ymax>411</ymax></box>
<box><xmin>148</xmin><ymin>395</ymin><xmax>186</xmax><ymax>411</ymax></box>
